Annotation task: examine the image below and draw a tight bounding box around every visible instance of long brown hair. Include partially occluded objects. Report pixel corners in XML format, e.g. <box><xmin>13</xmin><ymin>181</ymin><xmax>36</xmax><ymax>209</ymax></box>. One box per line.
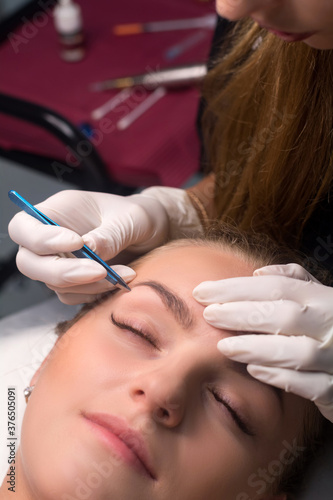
<box><xmin>201</xmin><ymin>19</ymin><xmax>333</xmax><ymax>249</ymax></box>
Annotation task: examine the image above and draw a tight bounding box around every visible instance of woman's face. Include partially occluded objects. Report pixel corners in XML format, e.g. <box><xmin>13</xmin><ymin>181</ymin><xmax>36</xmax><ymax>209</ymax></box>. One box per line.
<box><xmin>19</xmin><ymin>245</ymin><xmax>308</xmax><ymax>500</ymax></box>
<box><xmin>216</xmin><ymin>0</ymin><xmax>333</xmax><ymax>49</ymax></box>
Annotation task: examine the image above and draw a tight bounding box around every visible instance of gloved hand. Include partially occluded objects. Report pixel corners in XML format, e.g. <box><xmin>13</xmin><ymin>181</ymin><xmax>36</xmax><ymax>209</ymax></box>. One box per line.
<box><xmin>193</xmin><ymin>263</ymin><xmax>333</xmax><ymax>422</ymax></box>
<box><xmin>8</xmin><ymin>187</ymin><xmax>201</xmax><ymax>304</ymax></box>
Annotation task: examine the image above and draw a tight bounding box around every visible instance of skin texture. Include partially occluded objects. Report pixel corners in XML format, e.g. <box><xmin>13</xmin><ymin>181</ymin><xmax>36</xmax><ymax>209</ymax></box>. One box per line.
<box><xmin>216</xmin><ymin>0</ymin><xmax>333</xmax><ymax>49</ymax></box>
<box><xmin>0</xmin><ymin>245</ymin><xmax>309</xmax><ymax>500</ymax></box>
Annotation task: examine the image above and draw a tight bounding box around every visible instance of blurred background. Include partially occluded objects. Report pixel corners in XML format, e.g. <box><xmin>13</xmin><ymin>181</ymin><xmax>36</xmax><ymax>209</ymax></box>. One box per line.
<box><xmin>0</xmin><ymin>0</ymin><xmax>214</xmax><ymax>317</ymax></box>
<box><xmin>0</xmin><ymin>1</ymin><xmax>63</xmax><ymax>316</ymax></box>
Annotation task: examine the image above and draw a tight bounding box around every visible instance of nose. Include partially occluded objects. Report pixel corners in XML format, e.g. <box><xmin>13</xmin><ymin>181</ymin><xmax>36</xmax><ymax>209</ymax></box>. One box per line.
<box><xmin>129</xmin><ymin>349</ymin><xmax>214</xmax><ymax>428</ymax></box>
<box><xmin>216</xmin><ymin>0</ymin><xmax>280</xmax><ymax>21</ymax></box>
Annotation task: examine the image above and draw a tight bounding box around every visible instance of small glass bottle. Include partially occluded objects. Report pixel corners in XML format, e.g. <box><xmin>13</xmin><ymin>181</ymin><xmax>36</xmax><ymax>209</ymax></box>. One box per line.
<box><xmin>53</xmin><ymin>0</ymin><xmax>85</xmax><ymax>62</ymax></box>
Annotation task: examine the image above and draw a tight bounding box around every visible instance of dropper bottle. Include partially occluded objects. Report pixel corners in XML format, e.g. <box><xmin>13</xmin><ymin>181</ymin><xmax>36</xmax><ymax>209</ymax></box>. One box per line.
<box><xmin>53</xmin><ymin>0</ymin><xmax>85</xmax><ymax>62</ymax></box>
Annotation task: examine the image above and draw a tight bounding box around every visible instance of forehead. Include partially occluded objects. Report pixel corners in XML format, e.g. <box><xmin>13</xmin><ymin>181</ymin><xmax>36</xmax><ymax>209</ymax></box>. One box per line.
<box><xmin>133</xmin><ymin>245</ymin><xmax>254</xmax><ymax>292</ymax></box>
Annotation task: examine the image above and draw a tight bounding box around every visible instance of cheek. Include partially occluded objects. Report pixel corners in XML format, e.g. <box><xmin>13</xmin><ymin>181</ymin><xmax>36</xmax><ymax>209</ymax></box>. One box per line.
<box><xmin>304</xmin><ymin>31</ymin><xmax>333</xmax><ymax>50</ymax></box>
<box><xmin>18</xmin><ymin>323</ymin><xmax>135</xmax><ymax>496</ymax></box>
<box><xmin>20</xmin><ymin>314</ymin><xmax>146</xmax><ymax>447</ymax></box>
<box><xmin>170</xmin><ymin>429</ymin><xmax>258</xmax><ymax>500</ymax></box>
<box><xmin>214</xmin><ymin>0</ymin><xmax>242</xmax><ymax>18</ymax></box>
<box><xmin>38</xmin><ymin>321</ymin><xmax>136</xmax><ymax>403</ymax></box>
<box><xmin>215</xmin><ymin>0</ymin><xmax>229</xmax><ymax>16</ymax></box>
<box><xmin>298</xmin><ymin>1</ymin><xmax>333</xmax><ymax>30</ymax></box>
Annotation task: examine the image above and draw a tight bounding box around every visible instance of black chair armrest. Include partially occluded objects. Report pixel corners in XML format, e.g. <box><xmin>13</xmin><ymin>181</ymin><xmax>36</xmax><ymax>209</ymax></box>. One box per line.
<box><xmin>0</xmin><ymin>91</ymin><xmax>132</xmax><ymax>193</ymax></box>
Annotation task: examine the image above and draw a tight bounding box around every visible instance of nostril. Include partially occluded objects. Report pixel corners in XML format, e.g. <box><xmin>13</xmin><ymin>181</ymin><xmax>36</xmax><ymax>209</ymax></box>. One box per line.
<box><xmin>133</xmin><ymin>389</ymin><xmax>145</xmax><ymax>397</ymax></box>
<box><xmin>154</xmin><ymin>407</ymin><xmax>170</xmax><ymax>420</ymax></box>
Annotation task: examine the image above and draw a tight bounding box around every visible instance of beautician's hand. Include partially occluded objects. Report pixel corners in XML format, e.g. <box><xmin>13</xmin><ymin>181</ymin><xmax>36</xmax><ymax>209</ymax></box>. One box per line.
<box><xmin>193</xmin><ymin>264</ymin><xmax>333</xmax><ymax>422</ymax></box>
<box><xmin>8</xmin><ymin>187</ymin><xmax>201</xmax><ymax>304</ymax></box>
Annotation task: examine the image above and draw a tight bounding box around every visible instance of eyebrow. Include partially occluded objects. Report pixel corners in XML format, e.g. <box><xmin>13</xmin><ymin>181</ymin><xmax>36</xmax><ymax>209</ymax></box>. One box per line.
<box><xmin>132</xmin><ymin>281</ymin><xmax>194</xmax><ymax>329</ymax></box>
<box><xmin>131</xmin><ymin>280</ymin><xmax>283</xmax><ymax>411</ymax></box>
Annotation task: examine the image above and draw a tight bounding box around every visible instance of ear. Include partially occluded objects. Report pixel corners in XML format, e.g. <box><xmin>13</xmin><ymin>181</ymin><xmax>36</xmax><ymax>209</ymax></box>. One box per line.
<box><xmin>29</xmin><ymin>336</ymin><xmax>62</xmax><ymax>386</ymax></box>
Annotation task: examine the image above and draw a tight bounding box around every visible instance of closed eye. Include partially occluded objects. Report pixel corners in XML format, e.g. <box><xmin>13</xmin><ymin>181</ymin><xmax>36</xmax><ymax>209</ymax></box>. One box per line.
<box><xmin>110</xmin><ymin>315</ymin><xmax>254</xmax><ymax>436</ymax></box>
<box><xmin>110</xmin><ymin>314</ymin><xmax>160</xmax><ymax>350</ymax></box>
<box><xmin>211</xmin><ymin>390</ymin><xmax>255</xmax><ymax>437</ymax></box>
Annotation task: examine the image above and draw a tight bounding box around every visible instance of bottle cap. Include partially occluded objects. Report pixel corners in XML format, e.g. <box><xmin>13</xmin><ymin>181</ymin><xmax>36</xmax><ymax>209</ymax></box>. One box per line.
<box><xmin>53</xmin><ymin>0</ymin><xmax>83</xmax><ymax>34</ymax></box>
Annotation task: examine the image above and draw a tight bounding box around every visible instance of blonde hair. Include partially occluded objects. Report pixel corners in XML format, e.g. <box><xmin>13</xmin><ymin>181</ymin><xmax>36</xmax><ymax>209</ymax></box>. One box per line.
<box><xmin>202</xmin><ymin>20</ymin><xmax>333</xmax><ymax>249</ymax></box>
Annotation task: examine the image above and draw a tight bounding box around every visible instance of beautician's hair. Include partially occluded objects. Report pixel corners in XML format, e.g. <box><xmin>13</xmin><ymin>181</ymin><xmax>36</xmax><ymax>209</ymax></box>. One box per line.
<box><xmin>201</xmin><ymin>19</ymin><xmax>333</xmax><ymax>251</ymax></box>
<box><xmin>54</xmin><ymin>222</ymin><xmax>330</xmax><ymax>499</ymax></box>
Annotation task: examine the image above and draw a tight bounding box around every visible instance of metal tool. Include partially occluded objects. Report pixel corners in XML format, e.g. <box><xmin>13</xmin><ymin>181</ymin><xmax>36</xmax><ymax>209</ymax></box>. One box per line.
<box><xmin>8</xmin><ymin>190</ymin><xmax>131</xmax><ymax>291</ymax></box>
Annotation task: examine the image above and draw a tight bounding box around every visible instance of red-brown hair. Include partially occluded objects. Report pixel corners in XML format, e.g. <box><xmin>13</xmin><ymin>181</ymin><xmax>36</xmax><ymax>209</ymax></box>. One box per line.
<box><xmin>201</xmin><ymin>20</ymin><xmax>333</xmax><ymax>249</ymax></box>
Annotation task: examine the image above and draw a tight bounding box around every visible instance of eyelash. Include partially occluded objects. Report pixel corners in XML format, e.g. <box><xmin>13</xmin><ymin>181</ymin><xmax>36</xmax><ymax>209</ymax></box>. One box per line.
<box><xmin>110</xmin><ymin>314</ymin><xmax>254</xmax><ymax>437</ymax></box>
<box><xmin>110</xmin><ymin>314</ymin><xmax>160</xmax><ymax>350</ymax></box>
<box><xmin>211</xmin><ymin>390</ymin><xmax>255</xmax><ymax>437</ymax></box>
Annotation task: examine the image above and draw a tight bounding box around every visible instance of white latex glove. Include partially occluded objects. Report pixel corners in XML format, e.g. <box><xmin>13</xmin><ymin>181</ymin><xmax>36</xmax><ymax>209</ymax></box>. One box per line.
<box><xmin>193</xmin><ymin>263</ymin><xmax>333</xmax><ymax>422</ymax></box>
<box><xmin>8</xmin><ymin>187</ymin><xmax>201</xmax><ymax>304</ymax></box>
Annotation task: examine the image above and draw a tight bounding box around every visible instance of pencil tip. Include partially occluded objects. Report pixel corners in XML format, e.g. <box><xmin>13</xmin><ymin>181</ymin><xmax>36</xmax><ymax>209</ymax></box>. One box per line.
<box><xmin>113</xmin><ymin>23</ymin><xmax>143</xmax><ymax>35</ymax></box>
<box><xmin>118</xmin><ymin>280</ymin><xmax>131</xmax><ymax>291</ymax></box>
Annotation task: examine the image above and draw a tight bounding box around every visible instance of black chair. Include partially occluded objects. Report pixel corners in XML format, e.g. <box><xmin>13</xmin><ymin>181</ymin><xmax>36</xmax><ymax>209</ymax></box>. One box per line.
<box><xmin>0</xmin><ymin>92</ymin><xmax>135</xmax><ymax>194</ymax></box>
<box><xmin>0</xmin><ymin>0</ymin><xmax>136</xmax><ymax>194</ymax></box>
<box><xmin>0</xmin><ymin>1</ymin><xmax>139</xmax><ymax>287</ymax></box>
<box><xmin>0</xmin><ymin>91</ymin><xmax>139</xmax><ymax>287</ymax></box>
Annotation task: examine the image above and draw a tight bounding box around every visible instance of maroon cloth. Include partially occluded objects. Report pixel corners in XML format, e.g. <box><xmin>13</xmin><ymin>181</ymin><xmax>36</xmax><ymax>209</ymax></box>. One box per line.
<box><xmin>0</xmin><ymin>0</ymin><xmax>216</xmax><ymax>187</ymax></box>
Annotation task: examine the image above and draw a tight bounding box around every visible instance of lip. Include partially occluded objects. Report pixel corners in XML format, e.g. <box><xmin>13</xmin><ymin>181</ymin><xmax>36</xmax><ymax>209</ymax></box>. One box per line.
<box><xmin>258</xmin><ymin>24</ymin><xmax>317</xmax><ymax>42</ymax></box>
<box><xmin>81</xmin><ymin>411</ymin><xmax>157</xmax><ymax>480</ymax></box>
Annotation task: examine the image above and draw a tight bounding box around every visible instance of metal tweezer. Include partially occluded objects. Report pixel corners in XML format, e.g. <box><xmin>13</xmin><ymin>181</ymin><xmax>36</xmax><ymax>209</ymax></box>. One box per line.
<box><xmin>8</xmin><ymin>190</ymin><xmax>131</xmax><ymax>291</ymax></box>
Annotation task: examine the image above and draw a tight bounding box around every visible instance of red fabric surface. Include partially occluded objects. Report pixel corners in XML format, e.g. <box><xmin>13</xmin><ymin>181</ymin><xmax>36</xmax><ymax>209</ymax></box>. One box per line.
<box><xmin>0</xmin><ymin>0</ymin><xmax>216</xmax><ymax>188</ymax></box>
